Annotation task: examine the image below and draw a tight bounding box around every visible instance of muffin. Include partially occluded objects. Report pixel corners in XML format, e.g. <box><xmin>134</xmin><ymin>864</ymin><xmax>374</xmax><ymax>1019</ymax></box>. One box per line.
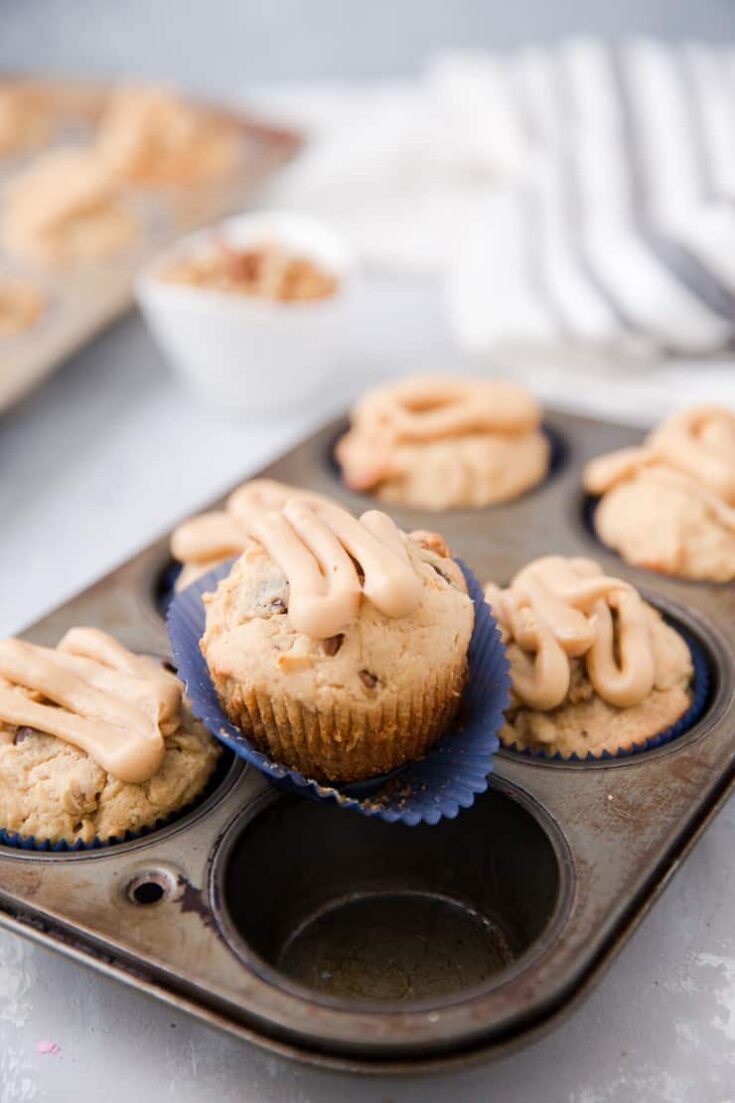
<box><xmin>200</xmin><ymin>493</ymin><xmax>474</xmax><ymax>782</ymax></box>
<box><xmin>485</xmin><ymin>556</ymin><xmax>694</xmax><ymax>758</ymax></box>
<box><xmin>1</xmin><ymin>147</ymin><xmax>138</xmax><ymax>266</ymax></box>
<box><xmin>0</xmin><ymin>277</ymin><xmax>45</xmax><ymax>337</ymax></box>
<box><xmin>335</xmin><ymin>375</ymin><xmax>549</xmax><ymax>511</ymax></box>
<box><xmin>171</xmin><ymin>478</ymin><xmax>317</xmax><ymax>590</ymax></box>
<box><xmin>584</xmin><ymin>405</ymin><xmax>735</xmax><ymax>582</ymax></box>
<box><xmin>0</xmin><ymin>81</ymin><xmax>53</xmax><ymax>157</ymax></box>
<box><xmin>0</xmin><ymin>627</ymin><xmax>220</xmax><ymax>845</ymax></box>
<box><xmin>97</xmin><ymin>85</ymin><xmax>239</xmax><ymax>187</ymax></box>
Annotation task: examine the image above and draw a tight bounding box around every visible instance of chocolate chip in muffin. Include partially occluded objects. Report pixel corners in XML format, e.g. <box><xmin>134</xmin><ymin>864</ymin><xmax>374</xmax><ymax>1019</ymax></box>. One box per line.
<box><xmin>322</xmin><ymin>634</ymin><xmax>344</xmax><ymax>656</ymax></box>
<box><xmin>13</xmin><ymin>727</ymin><xmax>31</xmax><ymax>745</ymax></box>
<box><xmin>431</xmin><ymin>563</ymin><xmax>452</xmax><ymax>585</ymax></box>
<box><xmin>359</xmin><ymin>669</ymin><xmax>379</xmax><ymax>690</ymax></box>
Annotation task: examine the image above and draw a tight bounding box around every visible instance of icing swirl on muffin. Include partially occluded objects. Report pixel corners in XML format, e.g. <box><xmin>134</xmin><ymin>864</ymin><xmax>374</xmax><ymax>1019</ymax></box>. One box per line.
<box><xmin>229</xmin><ymin>496</ymin><xmax>423</xmax><ymax>639</ymax></box>
<box><xmin>0</xmin><ymin>628</ymin><xmax>181</xmax><ymax>782</ymax></box>
<box><xmin>585</xmin><ymin>406</ymin><xmax>735</xmax><ymax>520</ymax></box>
<box><xmin>583</xmin><ymin>406</ymin><xmax>735</xmax><ymax>581</ymax></box>
<box><xmin>171</xmin><ymin>479</ymin><xmax>320</xmax><ymax>588</ymax></box>
<box><xmin>485</xmin><ymin>557</ymin><xmax>657</xmax><ymax>711</ymax></box>
<box><xmin>336</xmin><ymin>375</ymin><xmax>549</xmax><ymax>509</ymax></box>
<box><xmin>352</xmin><ymin>376</ymin><xmax>540</xmax><ymax>443</ymax></box>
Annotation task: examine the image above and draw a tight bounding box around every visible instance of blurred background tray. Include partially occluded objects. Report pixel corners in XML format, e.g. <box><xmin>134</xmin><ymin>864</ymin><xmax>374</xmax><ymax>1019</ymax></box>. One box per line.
<box><xmin>0</xmin><ymin>76</ymin><xmax>301</xmax><ymax>413</ymax></box>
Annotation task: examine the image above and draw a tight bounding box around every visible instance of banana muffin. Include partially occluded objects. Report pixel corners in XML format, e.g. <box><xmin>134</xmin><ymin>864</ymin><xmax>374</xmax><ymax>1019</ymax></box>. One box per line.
<box><xmin>0</xmin><ymin>627</ymin><xmax>220</xmax><ymax>844</ymax></box>
<box><xmin>97</xmin><ymin>85</ymin><xmax>239</xmax><ymax>187</ymax></box>
<box><xmin>584</xmin><ymin>405</ymin><xmax>735</xmax><ymax>582</ymax></box>
<box><xmin>335</xmin><ymin>375</ymin><xmax>549</xmax><ymax>511</ymax></box>
<box><xmin>485</xmin><ymin>556</ymin><xmax>694</xmax><ymax>758</ymax></box>
<box><xmin>1</xmin><ymin>147</ymin><xmax>137</xmax><ymax>266</ymax></box>
<box><xmin>200</xmin><ymin>493</ymin><xmax>474</xmax><ymax>782</ymax></box>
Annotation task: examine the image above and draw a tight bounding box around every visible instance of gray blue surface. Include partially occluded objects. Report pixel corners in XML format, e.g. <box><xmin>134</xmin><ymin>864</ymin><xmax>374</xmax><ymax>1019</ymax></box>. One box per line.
<box><xmin>1</xmin><ymin>0</ymin><xmax>733</xmax><ymax>88</ymax></box>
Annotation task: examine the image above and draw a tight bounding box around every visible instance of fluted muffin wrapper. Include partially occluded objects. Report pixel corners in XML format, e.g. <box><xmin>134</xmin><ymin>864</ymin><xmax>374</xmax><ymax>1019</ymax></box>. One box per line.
<box><xmin>502</xmin><ymin>622</ymin><xmax>710</xmax><ymax>762</ymax></box>
<box><xmin>0</xmin><ymin>748</ymin><xmax>230</xmax><ymax>853</ymax></box>
<box><xmin>167</xmin><ymin>557</ymin><xmax>510</xmax><ymax>826</ymax></box>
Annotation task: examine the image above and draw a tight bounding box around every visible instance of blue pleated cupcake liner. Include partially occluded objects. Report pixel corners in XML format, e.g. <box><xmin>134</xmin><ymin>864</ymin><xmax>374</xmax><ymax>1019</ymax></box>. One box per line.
<box><xmin>156</xmin><ymin>558</ymin><xmax>184</xmax><ymax>618</ymax></box>
<box><xmin>167</xmin><ymin>556</ymin><xmax>510</xmax><ymax>826</ymax></box>
<box><xmin>0</xmin><ymin>747</ymin><xmax>232</xmax><ymax>853</ymax></box>
<box><xmin>501</xmin><ymin>622</ymin><xmax>711</xmax><ymax>762</ymax></box>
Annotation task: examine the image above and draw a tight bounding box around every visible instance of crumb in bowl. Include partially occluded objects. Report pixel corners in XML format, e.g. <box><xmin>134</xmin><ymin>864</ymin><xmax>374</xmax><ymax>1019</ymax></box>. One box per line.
<box><xmin>0</xmin><ymin>277</ymin><xmax>44</xmax><ymax>337</ymax></box>
<box><xmin>160</xmin><ymin>239</ymin><xmax>339</xmax><ymax>302</ymax></box>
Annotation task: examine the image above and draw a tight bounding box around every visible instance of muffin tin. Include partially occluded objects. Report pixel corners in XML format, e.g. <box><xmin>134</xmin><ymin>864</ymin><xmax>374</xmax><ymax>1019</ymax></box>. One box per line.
<box><xmin>1</xmin><ymin>407</ymin><xmax>733</xmax><ymax>1073</ymax></box>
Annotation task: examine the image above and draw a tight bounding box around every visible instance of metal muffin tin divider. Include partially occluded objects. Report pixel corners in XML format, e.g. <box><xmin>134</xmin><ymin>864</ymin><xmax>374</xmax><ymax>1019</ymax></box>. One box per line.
<box><xmin>0</xmin><ymin>409</ymin><xmax>733</xmax><ymax>1073</ymax></box>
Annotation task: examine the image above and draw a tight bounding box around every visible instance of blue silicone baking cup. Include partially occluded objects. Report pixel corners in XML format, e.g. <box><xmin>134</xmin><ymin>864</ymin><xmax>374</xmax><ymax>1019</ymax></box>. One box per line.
<box><xmin>501</xmin><ymin>621</ymin><xmax>711</xmax><ymax>762</ymax></box>
<box><xmin>167</xmin><ymin>557</ymin><xmax>510</xmax><ymax>826</ymax></box>
<box><xmin>0</xmin><ymin>747</ymin><xmax>232</xmax><ymax>853</ymax></box>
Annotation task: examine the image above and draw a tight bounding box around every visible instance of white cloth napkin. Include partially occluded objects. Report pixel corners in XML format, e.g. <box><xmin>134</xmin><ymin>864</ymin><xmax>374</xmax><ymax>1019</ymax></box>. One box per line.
<box><xmin>252</xmin><ymin>39</ymin><xmax>735</xmax><ymax>362</ymax></box>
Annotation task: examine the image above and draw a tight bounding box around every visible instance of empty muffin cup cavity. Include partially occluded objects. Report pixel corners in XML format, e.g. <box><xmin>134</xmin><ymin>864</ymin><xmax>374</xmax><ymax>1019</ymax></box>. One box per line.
<box><xmin>212</xmin><ymin>782</ymin><xmax>569</xmax><ymax>1007</ymax></box>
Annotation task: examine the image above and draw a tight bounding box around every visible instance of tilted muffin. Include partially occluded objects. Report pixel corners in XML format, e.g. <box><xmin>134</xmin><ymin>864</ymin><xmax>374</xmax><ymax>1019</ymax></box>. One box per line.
<box><xmin>335</xmin><ymin>375</ymin><xmax>549</xmax><ymax>511</ymax></box>
<box><xmin>1</xmin><ymin>147</ymin><xmax>138</xmax><ymax>266</ymax></box>
<box><xmin>0</xmin><ymin>627</ymin><xmax>220</xmax><ymax>845</ymax></box>
<box><xmin>171</xmin><ymin>478</ymin><xmax>315</xmax><ymax>590</ymax></box>
<box><xmin>200</xmin><ymin>493</ymin><xmax>474</xmax><ymax>782</ymax></box>
<box><xmin>584</xmin><ymin>405</ymin><xmax>735</xmax><ymax>582</ymax></box>
<box><xmin>485</xmin><ymin>556</ymin><xmax>694</xmax><ymax>758</ymax></box>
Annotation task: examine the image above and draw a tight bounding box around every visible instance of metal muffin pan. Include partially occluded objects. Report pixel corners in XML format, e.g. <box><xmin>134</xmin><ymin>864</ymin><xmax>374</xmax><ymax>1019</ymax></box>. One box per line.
<box><xmin>1</xmin><ymin>408</ymin><xmax>733</xmax><ymax>1073</ymax></box>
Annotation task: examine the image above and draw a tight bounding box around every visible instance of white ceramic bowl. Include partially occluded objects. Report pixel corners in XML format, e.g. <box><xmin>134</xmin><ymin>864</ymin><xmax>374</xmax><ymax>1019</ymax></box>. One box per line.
<box><xmin>136</xmin><ymin>211</ymin><xmax>359</xmax><ymax>416</ymax></box>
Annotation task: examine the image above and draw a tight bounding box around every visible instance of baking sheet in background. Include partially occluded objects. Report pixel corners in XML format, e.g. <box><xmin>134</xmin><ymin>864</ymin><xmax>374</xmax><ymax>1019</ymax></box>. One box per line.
<box><xmin>0</xmin><ymin>77</ymin><xmax>300</xmax><ymax>413</ymax></box>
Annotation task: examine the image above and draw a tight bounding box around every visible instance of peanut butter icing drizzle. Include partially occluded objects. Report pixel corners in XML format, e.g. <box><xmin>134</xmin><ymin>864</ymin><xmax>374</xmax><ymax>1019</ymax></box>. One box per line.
<box><xmin>0</xmin><ymin>627</ymin><xmax>182</xmax><ymax>783</ymax></box>
<box><xmin>485</xmin><ymin>557</ymin><xmax>656</xmax><ymax>711</ymax></box>
<box><xmin>585</xmin><ymin>405</ymin><xmax>735</xmax><ymax>526</ymax></box>
<box><xmin>171</xmin><ymin>479</ymin><xmax>314</xmax><ymax>571</ymax></box>
<box><xmin>352</xmin><ymin>376</ymin><xmax>541</xmax><ymax>443</ymax></box>
<box><xmin>234</xmin><ymin>495</ymin><xmax>424</xmax><ymax>639</ymax></box>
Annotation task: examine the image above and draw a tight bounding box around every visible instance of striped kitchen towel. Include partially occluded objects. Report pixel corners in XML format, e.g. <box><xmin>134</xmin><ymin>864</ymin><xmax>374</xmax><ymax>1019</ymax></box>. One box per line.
<box><xmin>261</xmin><ymin>39</ymin><xmax>735</xmax><ymax>359</ymax></box>
<box><xmin>447</xmin><ymin>38</ymin><xmax>735</xmax><ymax>358</ymax></box>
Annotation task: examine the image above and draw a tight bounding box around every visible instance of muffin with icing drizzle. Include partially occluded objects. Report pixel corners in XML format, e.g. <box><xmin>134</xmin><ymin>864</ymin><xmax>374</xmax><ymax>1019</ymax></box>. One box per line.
<box><xmin>200</xmin><ymin>493</ymin><xmax>473</xmax><ymax>782</ymax></box>
<box><xmin>1</xmin><ymin>147</ymin><xmax>138</xmax><ymax>267</ymax></box>
<box><xmin>96</xmin><ymin>85</ymin><xmax>239</xmax><ymax>187</ymax></box>
<box><xmin>0</xmin><ymin>627</ymin><xmax>220</xmax><ymax>845</ymax></box>
<box><xmin>485</xmin><ymin>557</ymin><xmax>694</xmax><ymax>758</ymax></box>
<box><xmin>335</xmin><ymin>375</ymin><xmax>549</xmax><ymax>511</ymax></box>
<box><xmin>584</xmin><ymin>405</ymin><xmax>735</xmax><ymax>582</ymax></box>
<box><xmin>171</xmin><ymin>478</ymin><xmax>318</xmax><ymax>590</ymax></box>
